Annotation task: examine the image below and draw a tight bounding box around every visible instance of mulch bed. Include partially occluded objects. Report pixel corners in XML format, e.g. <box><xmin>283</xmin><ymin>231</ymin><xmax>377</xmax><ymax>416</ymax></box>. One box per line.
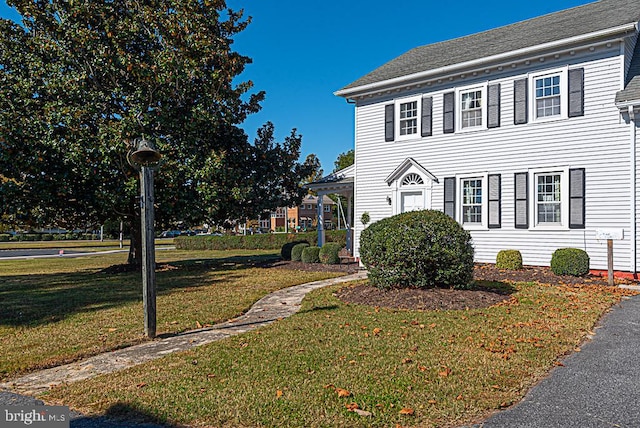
<box><xmin>273</xmin><ymin>261</ymin><xmax>637</xmax><ymax>311</ymax></box>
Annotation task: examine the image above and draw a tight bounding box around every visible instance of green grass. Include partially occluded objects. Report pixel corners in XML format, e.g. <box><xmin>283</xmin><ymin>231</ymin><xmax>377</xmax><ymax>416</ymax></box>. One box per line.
<box><xmin>0</xmin><ymin>250</ymin><xmax>342</xmax><ymax>380</ymax></box>
<box><xmin>44</xmin><ymin>280</ymin><xmax>632</xmax><ymax>428</ymax></box>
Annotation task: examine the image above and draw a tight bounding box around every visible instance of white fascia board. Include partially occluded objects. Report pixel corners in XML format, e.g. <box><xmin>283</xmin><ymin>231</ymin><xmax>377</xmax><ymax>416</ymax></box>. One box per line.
<box><xmin>335</xmin><ymin>23</ymin><xmax>637</xmax><ymax>98</ymax></box>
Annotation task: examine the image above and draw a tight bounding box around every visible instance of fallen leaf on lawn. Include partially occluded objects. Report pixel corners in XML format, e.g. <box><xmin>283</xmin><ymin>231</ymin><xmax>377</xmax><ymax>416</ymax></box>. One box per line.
<box><xmin>438</xmin><ymin>366</ymin><xmax>451</xmax><ymax>377</ymax></box>
<box><xmin>337</xmin><ymin>388</ymin><xmax>352</xmax><ymax>398</ymax></box>
<box><xmin>345</xmin><ymin>402</ymin><xmax>359</xmax><ymax>411</ymax></box>
<box><xmin>399</xmin><ymin>407</ymin><xmax>415</xmax><ymax>415</ymax></box>
<box><xmin>428</xmin><ymin>399</ymin><xmax>437</xmax><ymax>404</ymax></box>
<box><xmin>574</xmin><ymin>347</ymin><xmax>581</xmax><ymax>352</ymax></box>
<box><xmin>402</xmin><ymin>358</ymin><xmax>412</xmax><ymax>364</ymax></box>
<box><xmin>456</xmin><ymin>394</ymin><xmax>463</xmax><ymax>400</ymax></box>
<box><xmin>136</xmin><ymin>382</ymin><xmax>147</xmax><ymax>388</ymax></box>
<box><xmin>108</xmin><ymin>328</ymin><xmax>117</xmax><ymax>332</ymax></box>
<box><xmin>323</xmin><ymin>384</ymin><xmax>335</xmax><ymax>390</ymax></box>
<box><xmin>195</xmin><ymin>321</ymin><xmax>202</xmax><ymax>329</ymax></box>
<box><xmin>169</xmin><ymin>321</ymin><xmax>178</xmax><ymax>325</ymax></box>
<box><xmin>554</xmin><ymin>361</ymin><xmax>565</xmax><ymax>366</ymax></box>
<box><xmin>353</xmin><ymin>409</ymin><xmax>372</xmax><ymax>417</ymax></box>
<box><xmin>276</xmin><ymin>390</ymin><xmax>283</xmax><ymax>398</ymax></box>
<box><xmin>373</xmin><ymin>328</ymin><xmax>382</xmax><ymax>336</ymax></box>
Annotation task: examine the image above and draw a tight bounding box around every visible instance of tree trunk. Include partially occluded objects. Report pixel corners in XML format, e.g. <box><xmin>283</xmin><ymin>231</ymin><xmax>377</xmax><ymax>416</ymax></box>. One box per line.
<box><xmin>127</xmin><ymin>208</ymin><xmax>143</xmax><ymax>266</ymax></box>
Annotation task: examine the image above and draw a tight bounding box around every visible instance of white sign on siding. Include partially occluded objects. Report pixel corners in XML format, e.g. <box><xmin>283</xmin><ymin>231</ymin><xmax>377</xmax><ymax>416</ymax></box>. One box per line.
<box><xmin>595</xmin><ymin>228</ymin><xmax>624</xmax><ymax>240</ymax></box>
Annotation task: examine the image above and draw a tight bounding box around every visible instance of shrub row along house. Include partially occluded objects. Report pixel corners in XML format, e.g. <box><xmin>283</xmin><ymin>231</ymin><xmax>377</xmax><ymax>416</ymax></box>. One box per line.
<box><xmin>333</xmin><ymin>0</ymin><xmax>640</xmax><ymax>273</ymax></box>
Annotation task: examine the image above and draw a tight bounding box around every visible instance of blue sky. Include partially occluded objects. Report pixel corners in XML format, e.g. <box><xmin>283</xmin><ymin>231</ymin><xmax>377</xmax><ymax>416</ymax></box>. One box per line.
<box><xmin>1</xmin><ymin>0</ymin><xmax>594</xmax><ymax>173</ymax></box>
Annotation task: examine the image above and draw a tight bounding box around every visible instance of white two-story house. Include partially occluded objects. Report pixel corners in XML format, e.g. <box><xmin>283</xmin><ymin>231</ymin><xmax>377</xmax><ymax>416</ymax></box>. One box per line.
<box><xmin>335</xmin><ymin>0</ymin><xmax>640</xmax><ymax>273</ymax></box>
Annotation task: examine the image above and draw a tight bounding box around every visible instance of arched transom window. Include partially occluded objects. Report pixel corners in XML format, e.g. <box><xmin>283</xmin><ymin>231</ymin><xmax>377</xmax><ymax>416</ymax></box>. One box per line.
<box><xmin>401</xmin><ymin>173</ymin><xmax>424</xmax><ymax>186</ymax></box>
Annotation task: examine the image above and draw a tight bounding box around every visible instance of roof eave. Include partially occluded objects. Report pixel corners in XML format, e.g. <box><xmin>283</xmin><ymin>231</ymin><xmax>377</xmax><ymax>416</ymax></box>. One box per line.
<box><xmin>335</xmin><ymin>22</ymin><xmax>638</xmax><ymax>99</ymax></box>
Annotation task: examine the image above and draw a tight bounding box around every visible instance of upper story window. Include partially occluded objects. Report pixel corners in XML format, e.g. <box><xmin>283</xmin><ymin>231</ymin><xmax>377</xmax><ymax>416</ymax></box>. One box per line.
<box><xmin>535</xmin><ymin>75</ymin><xmax>561</xmax><ymax>118</ymax></box>
<box><xmin>324</xmin><ymin>205</ymin><xmax>331</xmax><ymax>212</ymax></box>
<box><xmin>461</xmin><ymin>90</ymin><xmax>483</xmax><ymax>128</ymax></box>
<box><xmin>399</xmin><ymin>101</ymin><xmax>418</xmax><ymax>136</ymax></box>
<box><xmin>455</xmin><ymin>84</ymin><xmax>487</xmax><ymax>131</ymax></box>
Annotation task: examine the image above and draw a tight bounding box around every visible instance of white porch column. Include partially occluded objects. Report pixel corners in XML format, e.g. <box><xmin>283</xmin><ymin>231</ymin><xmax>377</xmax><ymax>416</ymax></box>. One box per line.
<box><xmin>317</xmin><ymin>193</ymin><xmax>325</xmax><ymax>247</ymax></box>
<box><xmin>346</xmin><ymin>193</ymin><xmax>353</xmax><ymax>253</ymax></box>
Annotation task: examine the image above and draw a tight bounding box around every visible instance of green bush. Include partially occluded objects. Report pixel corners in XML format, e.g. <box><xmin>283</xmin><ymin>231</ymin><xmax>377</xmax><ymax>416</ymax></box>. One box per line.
<box><xmin>360</xmin><ymin>210</ymin><xmax>474</xmax><ymax>290</ymax></box>
<box><xmin>41</xmin><ymin>234</ymin><xmax>54</xmax><ymax>241</ymax></box>
<box><xmin>496</xmin><ymin>250</ymin><xmax>523</xmax><ymax>270</ymax></box>
<box><xmin>319</xmin><ymin>243</ymin><xmax>342</xmax><ymax>265</ymax></box>
<box><xmin>0</xmin><ymin>234</ymin><xmax>10</xmax><ymax>242</ymax></box>
<box><xmin>281</xmin><ymin>240</ymin><xmax>308</xmax><ymax>260</ymax></box>
<box><xmin>301</xmin><ymin>246</ymin><xmax>321</xmax><ymax>263</ymax></box>
<box><xmin>550</xmin><ymin>248</ymin><xmax>590</xmax><ymax>276</ymax></box>
<box><xmin>175</xmin><ymin>230</ymin><xmax>347</xmax><ymax>252</ymax></box>
<box><xmin>291</xmin><ymin>243</ymin><xmax>310</xmax><ymax>262</ymax></box>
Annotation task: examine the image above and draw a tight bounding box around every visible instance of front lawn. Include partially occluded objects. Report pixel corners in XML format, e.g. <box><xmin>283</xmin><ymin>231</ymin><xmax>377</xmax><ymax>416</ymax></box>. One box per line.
<box><xmin>44</xmin><ymin>279</ymin><xmax>633</xmax><ymax>427</ymax></box>
<box><xmin>0</xmin><ymin>250</ymin><xmax>343</xmax><ymax>380</ymax></box>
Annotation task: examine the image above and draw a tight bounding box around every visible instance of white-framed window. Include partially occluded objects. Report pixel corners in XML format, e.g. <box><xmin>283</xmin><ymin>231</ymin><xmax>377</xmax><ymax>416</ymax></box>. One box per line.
<box><xmin>306</xmin><ymin>204</ymin><xmax>312</xmax><ymax>210</ymax></box>
<box><xmin>461</xmin><ymin>178</ymin><xmax>483</xmax><ymax>224</ymax></box>
<box><xmin>456</xmin><ymin>84</ymin><xmax>486</xmax><ymax>131</ymax></box>
<box><xmin>529</xmin><ymin>67</ymin><xmax>568</xmax><ymax>122</ymax></box>
<box><xmin>458</xmin><ymin>175</ymin><xmax>487</xmax><ymax>229</ymax></box>
<box><xmin>461</xmin><ymin>90</ymin><xmax>483</xmax><ymax>129</ymax></box>
<box><xmin>324</xmin><ymin>205</ymin><xmax>331</xmax><ymax>212</ymax></box>
<box><xmin>530</xmin><ymin>168</ymin><xmax>569</xmax><ymax>229</ymax></box>
<box><xmin>395</xmin><ymin>96</ymin><xmax>421</xmax><ymax>140</ymax></box>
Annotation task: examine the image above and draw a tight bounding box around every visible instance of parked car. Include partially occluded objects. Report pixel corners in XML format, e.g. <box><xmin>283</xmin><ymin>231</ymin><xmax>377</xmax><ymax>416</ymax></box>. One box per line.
<box><xmin>160</xmin><ymin>230</ymin><xmax>182</xmax><ymax>238</ymax></box>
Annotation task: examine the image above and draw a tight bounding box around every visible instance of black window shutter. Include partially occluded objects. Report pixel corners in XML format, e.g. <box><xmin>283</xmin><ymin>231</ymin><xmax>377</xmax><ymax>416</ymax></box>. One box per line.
<box><xmin>444</xmin><ymin>177</ymin><xmax>456</xmax><ymax>219</ymax></box>
<box><xmin>568</xmin><ymin>68</ymin><xmax>585</xmax><ymax>118</ymax></box>
<box><xmin>443</xmin><ymin>92</ymin><xmax>455</xmax><ymax>134</ymax></box>
<box><xmin>487</xmin><ymin>84</ymin><xmax>501</xmax><ymax>129</ymax></box>
<box><xmin>488</xmin><ymin>174</ymin><xmax>501</xmax><ymax>228</ymax></box>
<box><xmin>514</xmin><ymin>78</ymin><xmax>528</xmax><ymax>125</ymax></box>
<box><xmin>421</xmin><ymin>96</ymin><xmax>433</xmax><ymax>137</ymax></box>
<box><xmin>385</xmin><ymin>104</ymin><xmax>394</xmax><ymax>142</ymax></box>
<box><xmin>514</xmin><ymin>172</ymin><xmax>529</xmax><ymax>229</ymax></box>
<box><xmin>569</xmin><ymin>168</ymin><xmax>585</xmax><ymax>229</ymax></box>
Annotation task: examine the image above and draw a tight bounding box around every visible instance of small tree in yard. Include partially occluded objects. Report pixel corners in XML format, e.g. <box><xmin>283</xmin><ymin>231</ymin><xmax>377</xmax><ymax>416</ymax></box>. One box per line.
<box><xmin>360</xmin><ymin>210</ymin><xmax>475</xmax><ymax>290</ymax></box>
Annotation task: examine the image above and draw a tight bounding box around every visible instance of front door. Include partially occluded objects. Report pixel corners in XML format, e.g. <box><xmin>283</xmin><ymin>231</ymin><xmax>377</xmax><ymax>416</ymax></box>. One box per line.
<box><xmin>401</xmin><ymin>191</ymin><xmax>423</xmax><ymax>213</ymax></box>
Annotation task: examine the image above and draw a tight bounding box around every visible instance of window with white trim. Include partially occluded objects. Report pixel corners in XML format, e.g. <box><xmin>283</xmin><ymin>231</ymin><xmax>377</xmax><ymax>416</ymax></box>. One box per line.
<box><xmin>399</xmin><ymin>101</ymin><xmax>418</xmax><ymax>136</ymax></box>
<box><xmin>456</xmin><ymin>84</ymin><xmax>486</xmax><ymax>131</ymax></box>
<box><xmin>529</xmin><ymin>168</ymin><xmax>569</xmax><ymax>229</ymax></box>
<box><xmin>535</xmin><ymin>173</ymin><xmax>562</xmax><ymax>224</ymax></box>
<box><xmin>529</xmin><ymin>67</ymin><xmax>568</xmax><ymax>122</ymax></box>
<box><xmin>394</xmin><ymin>96</ymin><xmax>421</xmax><ymax>140</ymax></box>
<box><xmin>461</xmin><ymin>178</ymin><xmax>483</xmax><ymax>224</ymax></box>
<box><xmin>324</xmin><ymin>205</ymin><xmax>331</xmax><ymax>213</ymax></box>
<box><xmin>461</xmin><ymin>90</ymin><xmax>483</xmax><ymax>128</ymax></box>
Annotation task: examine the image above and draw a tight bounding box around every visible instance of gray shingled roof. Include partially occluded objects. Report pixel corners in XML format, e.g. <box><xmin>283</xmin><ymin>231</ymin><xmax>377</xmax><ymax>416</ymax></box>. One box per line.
<box><xmin>617</xmin><ymin>36</ymin><xmax>640</xmax><ymax>103</ymax></box>
<box><xmin>339</xmin><ymin>0</ymin><xmax>640</xmax><ymax>94</ymax></box>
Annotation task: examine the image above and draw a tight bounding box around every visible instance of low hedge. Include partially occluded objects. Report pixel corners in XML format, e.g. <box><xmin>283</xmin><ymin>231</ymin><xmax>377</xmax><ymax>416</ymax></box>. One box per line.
<box><xmin>550</xmin><ymin>248</ymin><xmax>590</xmax><ymax>276</ymax></box>
<box><xmin>301</xmin><ymin>246</ymin><xmax>321</xmax><ymax>263</ymax></box>
<box><xmin>281</xmin><ymin>240</ymin><xmax>309</xmax><ymax>261</ymax></box>
<box><xmin>496</xmin><ymin>249</ymin><xmax>523</xmax><ymax>270</ymax></box>
<box><xmin>319</xmin><ymin>243</ymin><xmax>342</xmax><ymax>265</ymax></box>
<box><xmin>291</xmin><ymin>243</ymin><xmax>310</xmax><ymax>262</ymax></box>
<box><xmin>0</xmin><ymin>234</ymin><xmax>10</xmax><ymax>242</ymax></box>
<box><xmin>175</xmin><ymin>230</ymin><xmax>347</xmax><ymax>252</ymax></box>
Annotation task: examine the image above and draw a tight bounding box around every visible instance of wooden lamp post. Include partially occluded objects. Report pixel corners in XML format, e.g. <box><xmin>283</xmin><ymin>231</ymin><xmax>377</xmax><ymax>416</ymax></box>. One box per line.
<box><xmin>129</xmin><ymin>138</ymin><xmax>162</xmax><ymax>338</ymax></box>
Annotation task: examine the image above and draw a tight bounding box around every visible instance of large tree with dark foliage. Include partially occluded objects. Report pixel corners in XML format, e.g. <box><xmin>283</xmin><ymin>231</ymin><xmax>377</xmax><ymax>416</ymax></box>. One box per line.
<box><xmin>0</xmin><ymin>0</ymin><xmax>315</xmax><ymax>263</ymax></box>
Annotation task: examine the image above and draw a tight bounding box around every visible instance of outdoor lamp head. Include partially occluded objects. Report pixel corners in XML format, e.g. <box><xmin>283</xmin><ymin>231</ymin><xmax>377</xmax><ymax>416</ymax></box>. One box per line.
<box><xmin>130</xmin><ymin>139</ymin><xmax>161</xmax><ymax>166</ymax></box>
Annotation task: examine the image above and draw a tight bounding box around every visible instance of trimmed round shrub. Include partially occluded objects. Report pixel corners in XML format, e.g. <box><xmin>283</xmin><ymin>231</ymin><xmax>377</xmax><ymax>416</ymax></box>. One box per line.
<box><xmin>319</xmin><ymin>243</ymin><xmax>342</xmax><ymax>265</ymax></box>
<box><xmin>301</xmin><ymin>246</ymin><xmax>321</xmax><ymax>263</ymax></box>
<box><xmin>280</xmin><ymin>240</ymin><xmax>309</xmax><ymax>260</ymax></box>
<box><xmin>360</xmin><ymin>210</ymin><xmax>474</xmax><ymax>290</ymax></box>
<box><xmin>550</xmin><ymin>248</ymin><xmax>590</xmax><ymax>276</ymax></box>
<box><xmin>291</xmin><ymin>243</ymin><xmax>310</xmax><ymax>262</ymax></box>
<box><xmin>496</xmin><ymin>249</ymin><xmax>523</xmax><ymax>270</ymax></box>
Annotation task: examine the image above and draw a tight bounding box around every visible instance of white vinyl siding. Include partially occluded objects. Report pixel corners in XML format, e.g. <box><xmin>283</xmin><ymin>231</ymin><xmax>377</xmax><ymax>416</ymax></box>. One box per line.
<box><xmin>352</xmin><ymin>44</ymin><xmax>631</xmax><ymax>271</ymax></box>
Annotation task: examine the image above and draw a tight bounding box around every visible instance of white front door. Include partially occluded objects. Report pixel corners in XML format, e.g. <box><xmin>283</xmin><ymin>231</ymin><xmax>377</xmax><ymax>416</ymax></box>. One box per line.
<box><xmin>401</xmin><ymin>191</ymin><xmax>423</xmax><ymax>213</ymax></box>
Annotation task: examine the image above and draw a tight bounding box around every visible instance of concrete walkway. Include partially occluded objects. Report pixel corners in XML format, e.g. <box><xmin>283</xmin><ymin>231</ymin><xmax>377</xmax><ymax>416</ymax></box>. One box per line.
<box><xmin>0</xmin><ymin>271</ymin><xmax>367</xmax><ymax>395</ymax></box>
<box><xmin>473</xmin><ymin>293</ymin><xmax>640</xmax><ymax>428</ymax></box>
